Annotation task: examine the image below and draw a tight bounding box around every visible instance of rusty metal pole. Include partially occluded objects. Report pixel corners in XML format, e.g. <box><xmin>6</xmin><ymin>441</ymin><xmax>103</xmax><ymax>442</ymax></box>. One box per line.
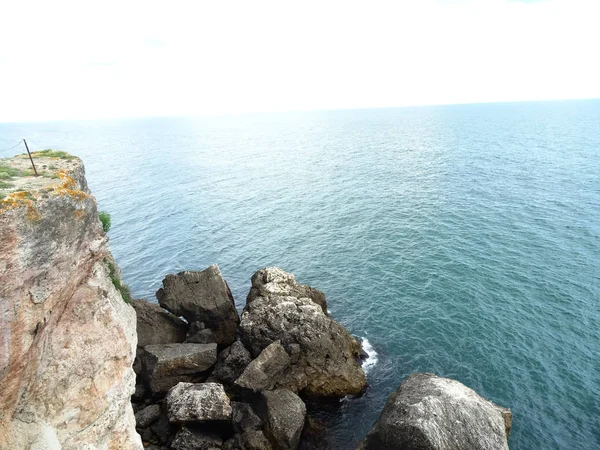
<box><xmin>23</xmin><ymin>139</ymin><xmax>39</xmax><ymax>176</ymax></box>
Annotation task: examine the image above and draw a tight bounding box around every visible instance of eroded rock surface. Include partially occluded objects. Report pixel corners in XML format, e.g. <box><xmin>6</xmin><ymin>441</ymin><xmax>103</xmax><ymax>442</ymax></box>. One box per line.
<box><xmin>361</xmin><ymin>373</ymin><xmax>512</xmax><ymax>450</ymax></box>
<box><xmin>0</xmin><ymin>154</ymin><xmax>142</xmax><ymax>449</ymax></box>
<box><xmin>247</xmin><ymin>267</ymin><xmax>327</xmax><ymax>314</ymax></box>
<box><xmin>157</xmin><ymin>265</ymin><xmax>240</xmax><ymax>346</ymax></box>
<box><xmin>132</xmin><ymin>299</ymin><xmax>189</xmax><ymax>347</ymax></box>
<box><xmin>166</xmin><ymin>382</ymin><xmax>232</xmax><ymax>423</ymax></box>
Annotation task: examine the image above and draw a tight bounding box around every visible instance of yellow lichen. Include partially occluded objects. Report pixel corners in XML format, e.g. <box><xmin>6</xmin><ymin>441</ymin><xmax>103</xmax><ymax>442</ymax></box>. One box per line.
<box><xmin>0</xmin><ymin>191</ymin><xmax>41</xmax><ymax>220</ymax></box>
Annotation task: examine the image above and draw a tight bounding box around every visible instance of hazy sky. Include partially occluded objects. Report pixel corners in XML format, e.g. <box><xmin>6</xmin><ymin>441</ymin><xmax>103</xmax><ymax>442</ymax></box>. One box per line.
<box><xmin>1</xmin><ymin>0</ymin><xmax>598</xmax><ymax>122</ymax></box>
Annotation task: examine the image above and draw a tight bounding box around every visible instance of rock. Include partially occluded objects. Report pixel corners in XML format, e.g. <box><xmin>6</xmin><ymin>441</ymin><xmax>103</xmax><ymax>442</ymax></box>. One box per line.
<box><xmin>156</xmin><ymin>265</ymin><xmax>239</xmax><ymax>346</ymax></box>
<box><xmin>185</xmin><ymin>321</ymin><xmax>217</xmax><ymax>344</ymax></box>
<box><xmin>132</xmin><ymin>383</ymin><xmax>148</xmax><ymax>402</ymax></box>
<box><xmin>0</xmin><ymin>156</ymin><xmax>141</xmax><ymax>449</ymax></box>
<box><xmin>135</xmin><ymin>404</ymin><xmax>161</xmax><ymax>428</ymax></box>
<box><xmin>258</xmin><ymin>390</ymin><xmax>306</xmax><ymax>450</ymax></box>
<box><xmin>224</xmin><ymin>431</ymin><xmax>273</xmax><ymax>450</ymax></box>
<box><xmin>170</xmin><ymin>426</ymin><xmax>223</xmax><ymax>450</ymax></box>
<box><xmin>211</xmin><ymin>341</ymin><xmax>253</xmax><ymax>386</ymax></box>
<box><xmin>247</xmin><ymin>267</ymin><xmax>327</xmax><ymax>313</ymax></box>
<box><xmin>235</xmin><ymin>341</ymin><xmax>291</xmax><ymax>392</ymax></box>
<box><xmin>150</xmin><ymin>411</ymin><xmax>173</xmax><ymax>445</ymax></box>
<box><xmin>132</xmin><ymin>299</ymin><xmax>188</xmax><ymax>347</ymax></box>
<box><xmin>142</xmin><ymin>343</ymin><xmax>217</xmax><ymax>394</ymax></box>
<box><xmin>166</xmin><ymin>382</ymin><xmax>232</xmax><ymax>423</ymax></box>
<box><xmin>239</xmin><ymin>272</ymin><xmax>365</xmax><ymax>396</ymax></box>
<box><xmin>361</xmin><ymin>373</ymin><xmax>512</xmax><ymax>450</ymax></box>
<box><xmin>231</xmin><ymin>402</ymin><xmax>263</xmax><ymax>433</ymax></box>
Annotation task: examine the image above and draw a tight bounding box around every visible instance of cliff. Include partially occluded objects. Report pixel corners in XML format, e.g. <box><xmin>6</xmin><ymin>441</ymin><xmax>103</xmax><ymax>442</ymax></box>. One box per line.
<box><xmin>0</xmin><ymin>153</ymin><xmax>142</xmax><ymax>449</ymax></box>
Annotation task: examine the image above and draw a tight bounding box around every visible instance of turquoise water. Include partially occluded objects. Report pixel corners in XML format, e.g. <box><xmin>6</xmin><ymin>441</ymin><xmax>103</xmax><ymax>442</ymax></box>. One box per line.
<box><xmin>1</xmin><ymin>100</ymin><xmax>599</xmax><ymax>449</ymax></box>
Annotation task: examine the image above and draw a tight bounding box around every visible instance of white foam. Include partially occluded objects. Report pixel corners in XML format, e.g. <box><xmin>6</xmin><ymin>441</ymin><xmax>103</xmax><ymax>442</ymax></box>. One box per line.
<box><xmin>360</xmin><ymin>338</ymin><xmax>378</xmax><ymax>374</ymax></box>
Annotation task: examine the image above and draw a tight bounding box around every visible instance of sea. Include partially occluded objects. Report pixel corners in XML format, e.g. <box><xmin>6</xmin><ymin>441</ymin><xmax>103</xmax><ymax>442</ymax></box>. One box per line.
<box><xmin>1</xmin><ymin>100</ymin><xmax>599</xmax><ymax>449</ymax></box>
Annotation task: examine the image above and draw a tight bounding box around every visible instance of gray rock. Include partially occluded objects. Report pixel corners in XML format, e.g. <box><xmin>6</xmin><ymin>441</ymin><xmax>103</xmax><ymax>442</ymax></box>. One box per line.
<box><xmin>258</xmin><ymin>390</ymin><xmax>306</xmax><ymax>450</ymax></box>
<box><xmin>231</xmin><ymin>402</ymin><xmax>263</xmax><ymax>433</ymax></box>
<box><xmin>235</xmin><ymin>341</ymin><xmax>291</xmax><ymax>392</ymax></box>
<box><xmin>223</xmin><ymin>431</ymin><xmax>273</xmax><ymax>450</ymax></box>
<box><xmin>134</xmin><ymin>404</ymin><xmax>161</xmax><ymax>428</ymax></box>
<box><xmin>361</xmin><ymin>373</ymin><xmax>512</xmax><ymax>450</ymax></box>
<box><xmin>132</xmin><ymin>299</ymin><xmax>189</xmax><ymax>347</ymax></box>
<box><xmin>247</xmin><ymin>267</ymin><xmax>327</xmax><ymax>314</ymax></box>
<box><xmin>185</xmin><ymin>321</ymin><xmax>217</xmax><ymax>344</ymax></box>
<box><xmin>211</xmin><ymin>341</ymin><xmax>253</xmax><ymax>385</ymax></box>
<box><xmin>150</xmin><ymin>411</ymin><xmax>173</xmax><ymax>445</ymax></box>
<box><xmin>170</xmin><ymin>426</ymin><xmax>223</xmax><ymax>450</ymax></box>
<box><xmin>239</xmin><ymin>272</ymin><xmax>365</xmax><ymax>397</ymax></box>
<box><xmin>166</xmin><ymin>382</ymin><xmax>232</xmax><ymax>423</ymax></box>
<box><xmin>132</xmin><ymin>383</ymin><xmax>148</xmax><ymax>403</ymax></box>
<box><xmin>142</xmin><ymin>343</ymin><xmax>217</xmax><ymax>394</ymax></box>
<box><xmin>156</xmin><ymin>265</ymin><xmax>239</xmax><ymax>346</ymax></box>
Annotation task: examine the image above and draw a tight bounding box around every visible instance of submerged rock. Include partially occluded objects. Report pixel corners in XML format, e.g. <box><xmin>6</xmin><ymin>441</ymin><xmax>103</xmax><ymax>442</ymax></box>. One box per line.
<box><xmin>361</xmin><ymin>373</ymin><xmax>512</xmax><ymax>450</ymax></box>
<box><xmin>235</xmin><ymin>340</ymin><xmax>291</xmax><ymax>392</ymax></box>
<box><xmin>132</xmin><ymin>299</ymin><xmax>189</xmax><ymax>347</ymax></box>
<box><xmin>166</xmin><ymin>382</ymin><xmax>232</xmax><ymax>423</ymax></box>
<box><xmin>258</xmin><ymin>389</ymin><xmax>306</xmax><ymax>450</ymax></box>
<box><xmin>157</xmin><ymin>265</ymin><xmax>240</xmax><ymax>346</ymax></box>
<box><xmin>247</xmin><ymin>267</ymin><xmax>327</xmax><ymax>314</ymax></box>
<box><xmin>240</xmin><ymin>270</ymin><xmax>365</xmax><ymax>397</ymax></box>
<box><xmin>142</xmin><ymin>343</ymin><xmax>217</xmax><ymax>394</ymax></box>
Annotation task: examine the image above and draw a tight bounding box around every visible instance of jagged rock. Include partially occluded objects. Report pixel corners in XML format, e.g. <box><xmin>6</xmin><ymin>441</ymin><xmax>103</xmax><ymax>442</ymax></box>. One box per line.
<box><xmin>211</xmin><ymin>341</ymin><xmax>253</xmax><ymax>385</ymax></box>
<box><xmin>132</xmin><ymin>299</ymin><xmax>188</xmax><ymax>347</ymax></box>
<box><xmin>135</xmin><ymin>404</ymin><xmax>161</xmax><ymax>428</ymax></box>
<box><xmin>142</xmin><ymin>343</ymin><xmax>217</xmax><ymax>394</ymax></box>
<box><xmin>166</xmin><ymin>382</ymin><xmax>232</xmax><ymax>423</ymax></box>
<box><xmin>185</xmin><ymin>321</ymin><xmax>217</xmax><ymax>344</ymax></box>
<box><xmin>239</xmin><ymin>272</ymin><xmax>365</xmax><ymax>397</ymax></box>
<box><xmin>0</xmin><ymin>156</ymin><xmax>141</xmax><ymax>449</ymax></box>
<box><xmin>258</xmin><ymin>390</ymin><xmax>306</xmax><ymax>450</ymax></box>
<box><xmin>247</xmin><ymin>267</ymin><xmax>327</xmax><ymax>313</ymax></box>
<box><xmin>170</xmin><ymin>426</ymin><xmax>223</xmax><ymax>450</ymax></box>
<box><xmin>224</xmin><ymin>431</ymin><xmax>273</xmax><ymax>450</ymax></box>
<box><xmin>156</xmin><ymin>265</ymin><xmax>239</xmax><ymax>346</ymax></box>
<box><xmin>235</xmin><ymin>341</ymin><xmax>291</xmax><ymax>392</ymax></box>
<box><xmin>361</xmin><ymin>373</ymin><xmax>512</xmax><ymax>450</ymax></box>
<box><xmin>231</xmin><ymin>402</ymin><xmax>263</xmax><ymax>433</ymax></box>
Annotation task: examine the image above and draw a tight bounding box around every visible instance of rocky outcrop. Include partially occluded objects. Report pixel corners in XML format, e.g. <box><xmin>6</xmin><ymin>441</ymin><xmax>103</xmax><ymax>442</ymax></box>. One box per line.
<box><xmin>247</xmin><ymin>267</ymin><xmax>327</xmax><ymax>314</ymax></box>
<box><xmin>239</xmin><ymin>279</ymin><xmax>366</xmax><ymax>397</ymax></box>
<box><xmin>0</xmin><ymin>154</ymin><xmax>142</xmax><ymax>449</ymax></box>
<box><xmin>141</xmin><ymin>343</ymin><xmax>217</xmax><ymax>394</ymax></box>
<box><xmin>258</xmin><ymin>389</ymin><xmax>306</xmax><ymax>450</ymax></box>
<box><xmin>132</xmin><ymin>299</ymin><xmax>188</xmax><ymax>347</ymax></box>
<box><xmin>166</xmin><ymin>382</ymin><xmax>232</xmax><ymax>423</ymax></box>
<box><xmin>157</xmin><ymin>265</ymin><xmax>240</xmax><ymax>346</ymax></box>
<box><xmin>360</xmin><ymin>373</ymin><xmax>512</xmax><ymax>450</ymax></box>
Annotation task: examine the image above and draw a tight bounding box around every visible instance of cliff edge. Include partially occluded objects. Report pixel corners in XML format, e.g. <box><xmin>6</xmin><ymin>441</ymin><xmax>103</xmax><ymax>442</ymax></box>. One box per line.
<box><xmin>0</xmin><ymin>153</ymin><xmax>142</xmax><ymax>449</ymax></box>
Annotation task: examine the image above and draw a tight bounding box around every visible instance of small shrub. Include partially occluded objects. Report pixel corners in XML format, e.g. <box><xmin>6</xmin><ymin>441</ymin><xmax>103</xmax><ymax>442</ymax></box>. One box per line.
<box><xmin>99</xmin><ymin>211</ymin><xmax>111</xmax><ymax>233</ymax></box>
<box><xmin>106</xmin><ymin>259</ymin><xmax>132</xmax><ymax>304</ymax></box>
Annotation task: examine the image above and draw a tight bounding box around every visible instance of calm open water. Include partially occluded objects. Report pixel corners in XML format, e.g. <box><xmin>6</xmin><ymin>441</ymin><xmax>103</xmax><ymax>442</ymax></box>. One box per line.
<box><xmin>1</xmin><ymin>100</ymin><xmax>599</xmax><ymax>449</ymax></box>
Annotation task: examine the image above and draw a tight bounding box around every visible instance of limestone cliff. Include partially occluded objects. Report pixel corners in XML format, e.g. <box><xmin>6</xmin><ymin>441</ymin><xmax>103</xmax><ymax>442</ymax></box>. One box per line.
<box><xmin>0</xmin><ymin>153</ymin><xmax>142</xmax><ymax>450</ymax></box>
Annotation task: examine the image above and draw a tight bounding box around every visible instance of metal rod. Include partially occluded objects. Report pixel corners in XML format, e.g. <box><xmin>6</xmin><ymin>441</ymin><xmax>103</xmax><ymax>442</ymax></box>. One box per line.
<box><xmin>23</xmin><ymin>139</ymin><xmax>39</xmax><ymax>176</ymax></box>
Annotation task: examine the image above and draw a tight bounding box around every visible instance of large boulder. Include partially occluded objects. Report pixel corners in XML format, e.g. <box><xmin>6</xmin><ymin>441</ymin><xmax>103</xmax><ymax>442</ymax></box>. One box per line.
<box><xmin>157</xmin><ymin>265</ymin><xmax>239</xmax><ymax>346</ymax></box>
<box><xmin>166</xmin><ymin>382</ymin><xmax>232</xmax><ymax>423</ymax></box>
<box><xmin>239</xmin><ymin>271</ymin><xmax>365</xmax><ymax>397</ymax></box>
<box><xmin>142</xmin><ymin>343</ymin><xmax>217</xmax><ymax>394</ymax></box>
<box><xmin>361</xmin><ymin>373</ymin><xmax>512</xmax><ymax>450</ymax></box>
<box><xmin>258</xmin><ymin>389</ymin><xmax>306</xmax><ymax>450</ymax></box>
<box><xmin>247</xmin><ymin>267</ymin><xmax>327</xmax><ymax>313</ymax></box>
<box><xmin>132</xmin><ymin>299</ymin><xmax>189</xmax><ymax>347</ymax></box>
<box><xmin>235</xmin><ymin>341</ymin><xmax>291</xmax><ymax>392</ymax></box>
<box><xmin>211</xmin><ymin>341</ymin><xmax>253</xmax><ymax>385</ymax></box>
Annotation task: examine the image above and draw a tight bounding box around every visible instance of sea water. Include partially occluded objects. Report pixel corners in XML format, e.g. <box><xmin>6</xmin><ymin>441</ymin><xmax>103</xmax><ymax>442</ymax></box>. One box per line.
<box><xmin>1</xmin><ymin>100</ymin><xmax>599</xmax><ymax>449</ymax></box>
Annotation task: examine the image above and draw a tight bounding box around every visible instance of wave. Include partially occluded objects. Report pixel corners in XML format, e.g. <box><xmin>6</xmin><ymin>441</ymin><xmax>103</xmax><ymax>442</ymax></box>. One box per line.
<box><xmin>360</xmin><ymin>338</ymin><xmax>378</xmax><ymax>374</ymax></box>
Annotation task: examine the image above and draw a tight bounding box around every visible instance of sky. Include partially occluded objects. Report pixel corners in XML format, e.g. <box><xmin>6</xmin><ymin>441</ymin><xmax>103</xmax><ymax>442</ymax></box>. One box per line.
<box><xmin>0</xmin><ymin>0</ymin><xmax>599</xmax><ymax>122</ymax></box>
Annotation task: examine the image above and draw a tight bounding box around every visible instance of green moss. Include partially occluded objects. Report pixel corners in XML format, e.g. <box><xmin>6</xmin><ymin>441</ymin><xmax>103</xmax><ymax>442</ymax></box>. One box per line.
<box><xmin>99</xmin><ymin>211</ymin><xmax>111</xmax><ymax>233</ymax></box>
<box><xmin>105</xmin><ymin>259</ymin><xmax>132</xmax><ymax>304</ymax></box>
<box><xmin>31</xmin><ymin>149</ymin><xmax>76</xmax><ymax>160</ymax></box>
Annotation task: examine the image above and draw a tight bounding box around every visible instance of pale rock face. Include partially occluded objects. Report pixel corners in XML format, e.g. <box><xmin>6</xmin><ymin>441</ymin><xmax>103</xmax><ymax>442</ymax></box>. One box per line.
<box><xmin>0</xmin><ymin>156</ymin><xmax>142</xmax><ymax>450</ymax></box>
<box><xmin>165</xmin><ymin>382</ymin><xmax>232</xmax><ymax>423</ymax></box>
<box><xmin>361</xmin><ymin>373</ymin><xmax>512</xmax><ymax>450</ymax></box>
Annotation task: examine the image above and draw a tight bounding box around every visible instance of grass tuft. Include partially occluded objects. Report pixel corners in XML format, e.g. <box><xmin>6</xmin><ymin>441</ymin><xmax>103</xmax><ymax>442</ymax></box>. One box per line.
<box><xmin>99</xmin><ymin>211</ymin><xmax>111</xmax><ymax>233</ymax></box>
<box><xmin>31</xmin><ymin>149</ymin><xmax>76</xmax><ymax>160</ymax></box>
<box><xmin>106</xmin><ymin>259</ymin><xmax>132</xmax><ymax>303</ymax></box>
